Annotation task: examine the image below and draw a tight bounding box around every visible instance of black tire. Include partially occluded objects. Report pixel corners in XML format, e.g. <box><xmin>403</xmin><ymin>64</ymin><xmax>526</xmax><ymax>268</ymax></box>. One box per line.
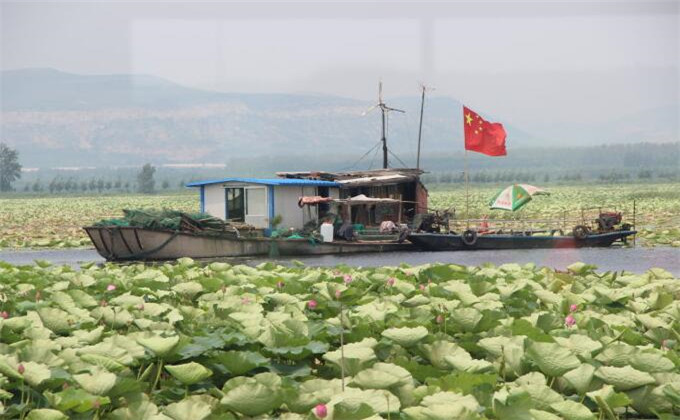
<box><xmin>573</xmin><ymin>225</ymin><xmax>589</xmax><ymax>240</ymax></box>
<box><xmin>462</xmin><ymin>229</ymin><xmax>478</xmax><ymax>246</ymax></box>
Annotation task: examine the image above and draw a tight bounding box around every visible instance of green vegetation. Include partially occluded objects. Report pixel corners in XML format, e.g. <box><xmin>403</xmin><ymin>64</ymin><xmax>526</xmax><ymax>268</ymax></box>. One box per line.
<box><xmin>0</xmin><ymin>260</ymin><xmax>678</xmax><ymax>419</ymax></box>
<box><xmin>0</xmin><ymin>194</ymin><xmax>197</xmax><ymax>249</ymax></box>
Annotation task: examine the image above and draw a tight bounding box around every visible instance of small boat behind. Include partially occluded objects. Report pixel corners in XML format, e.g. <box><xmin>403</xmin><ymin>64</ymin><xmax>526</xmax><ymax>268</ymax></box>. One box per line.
<box><xmin>408</xmin><ymin>229</ymin><xmax>636</xmax><ymax>251</ymax></box>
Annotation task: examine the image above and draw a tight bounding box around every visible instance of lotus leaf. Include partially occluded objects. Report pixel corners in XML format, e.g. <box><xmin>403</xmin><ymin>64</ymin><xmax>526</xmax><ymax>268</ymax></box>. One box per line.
<box><xmin>136</xmin><ymin>333</ymin><xmax>180</xmax><ymax>357</ymax></box>
<box><xmin>73</xmin><ymin>369</ymin><xmax>117</xmax><ymax>395</ymax></box>
<box><xmin>165</xmin><ymin>362</ymin><xmax>212</xmax><ymax>385</ymax></box>
<box><xmin>525</xmin><ymin>342</ymin><xmax>580</xmax><ymax>377</ymax></box>
<box><xmin>352</xmin><ymin>363</ymin><xmax>412</xmax><ymax>389</ymax></box>
<box><xmin>563</xmin><ymin>364</ymin><xmax>596</xmax><ymax>395</ymax></box>
<box><xmin>164</xmin><ymin>395</ymin><xmax>215</xmax><ymax>420</ymax></box>
<box><xmin>25</xmin><ymin>409</ymin><xmax>69</xmax><ymax>420</ymax></box>
<box><xmin>381</xmin><ymin>326</ymin><xmax>428</xmax><ymax>347</ymax></box>
<box><xmin>550</xmin><ymin>400</ymin><xmax>596</xmax><ymax>420</ymax></box>
<box><xmin>594</xmin><ymin>366</ymin><xmax>656</xmax><ymax>391</ymax></box>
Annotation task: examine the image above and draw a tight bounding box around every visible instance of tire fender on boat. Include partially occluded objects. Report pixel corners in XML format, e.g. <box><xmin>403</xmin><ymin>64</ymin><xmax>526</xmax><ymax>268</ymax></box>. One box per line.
<box><xmin>573</xmin><ymin>225</ymin><xmax>589</xmax><ymax>240</ymax></box>
<box><xmin>462</xmin><ymin>229</ymin><xmax>478</xmax><ymax>246</ymax></box>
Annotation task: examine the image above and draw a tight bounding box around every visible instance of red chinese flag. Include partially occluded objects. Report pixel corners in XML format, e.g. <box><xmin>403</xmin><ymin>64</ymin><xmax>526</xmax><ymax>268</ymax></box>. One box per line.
<box><xmin>463</xmin><ymin>106</ymin><xmax>507</xmax><ymax>156</ymax></box>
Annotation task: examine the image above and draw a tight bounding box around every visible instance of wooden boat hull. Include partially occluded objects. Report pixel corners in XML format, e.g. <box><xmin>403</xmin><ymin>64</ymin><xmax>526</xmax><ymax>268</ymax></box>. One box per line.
<box><xmin>83</xmin><ymin>226</ymin><xmax>413</xmax><ymax>261</ymax></box>
<box><xmin>407</xmin><ymin>230</ymin><xmax>637</xmax><ymax>251</ymax></box>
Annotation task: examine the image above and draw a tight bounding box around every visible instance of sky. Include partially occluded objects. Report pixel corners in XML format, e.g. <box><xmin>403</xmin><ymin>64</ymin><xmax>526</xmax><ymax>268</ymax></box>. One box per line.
<box><xmin>1</xmin><ymin>0</ymin><xmax>678</xmax><ymax>130</ymax></box>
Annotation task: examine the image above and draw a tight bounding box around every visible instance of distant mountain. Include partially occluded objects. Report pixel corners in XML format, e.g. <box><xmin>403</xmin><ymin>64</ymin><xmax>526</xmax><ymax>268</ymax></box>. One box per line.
<box><xmin>0</xmin><ymin>68</ymin><xmax>675</xmax><ymax>168</ymax></box>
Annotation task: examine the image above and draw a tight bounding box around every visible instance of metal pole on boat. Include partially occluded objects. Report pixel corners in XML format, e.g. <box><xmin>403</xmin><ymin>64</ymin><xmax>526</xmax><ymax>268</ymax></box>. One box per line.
<box><xmin>465</xmin><ymin>150</ymin><xmax>470</xmax><ymax>229</ymax></box>
<box><xmin>416</xmin><ymin>84</ymin><xmax>429</xmax><ymax>171</ymax></box>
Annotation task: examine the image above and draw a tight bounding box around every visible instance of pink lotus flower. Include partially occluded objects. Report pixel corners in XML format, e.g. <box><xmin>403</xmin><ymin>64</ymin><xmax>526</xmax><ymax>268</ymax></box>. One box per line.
<box><xmin>137</xmin><ymin>303</ymin><xmax>145</xmax><ymax>310</ymax></box>
<box><xmin>419</xmin><ymin>284</ymin><xmax>426</xmax><ymax>292</ymax></box>
<box><xmin>35</xmin><ymin>290</ymin><xmax>41</xmax><ymax>302</ymax></box>
<box><xmin>314</xmin><ymin>403</ymin><xmax>328</xmax><ymax>418</ymax></box>
<box><xmin>335</xmin><ymin>290</ymin><xmax>342</xmax><ymax>299</ymax></box>
<box><xmin>662</xmin><ymin>339</ymin><xmax>670</xmax><ymax>351</ymax></box>
<box><xmin>308</xmin><ymin>299</ymin><xmax>318</xmax><ymax>310</ymax></box>
<box><xmin>17</xmin><ymin>364</ymin><xmax>25</xmax><ymax>374</ymax></box>
<box><xmin>387</xmin><ymin>277</ymin><xmax>395</xmax><ymax>286</ymax></box>
<box><xmin>569</xmin><ymin>304</ymin><xmax>578</xmax><ymax>312</ymax></box>
<box><xmin>106</xmin><ymin>284</ymin><xmax>116</xmax><ymax>292</ymax></box>
<box><xmin>100</xmin><ymin>299</ymin><xmax>108</xmax><ymax>307</ymax></box>
<box><xmin>565</xmin><ymin>314</ymin><xmax>576</xmax><ymax>328</ymax></box>
<box><xmin>276</xmin><ymin>281</ymin><xmax>284</xmax><ymax>289</ymax></box>
<box><xmin>0</xmin><ymin>311</ymin><xmax>8</xmax><ymax>319</ymax></box>
<box><xmin>436</xmin><ymin>314</ymin><xmax>444</xmax><ymax>324</ymax></box>
<box><xmin>343</xmin><ymin>274</ymin><xmax>353</xmax><ymax>284</ymax></box>
<box><xmin>241</xmin><ymin>297</ymin><xmax>251</xmax><ymax>305</ymax></box>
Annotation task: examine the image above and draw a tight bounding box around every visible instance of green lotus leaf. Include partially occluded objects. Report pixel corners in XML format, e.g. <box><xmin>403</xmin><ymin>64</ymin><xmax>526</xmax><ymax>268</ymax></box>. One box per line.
<box><xmin>450</xmin><ymin>308</ymin><xmax>483</xmax><ymax>332</ymax></box>
<box><xmin>630</xmin><ymin>349</ymin><xmax>675</xmax><ymax>372</ymax></box>
<box><xmin>79</xmin><ymin>353</ymin><xmax>126</xmax><ymax>372</ymax></box>
<box><xmin>381</xmin><ymin>326</ymin><xmax>428</xmax><ymax>347</ymax></box>
<box><xmin>586</xmin><ymin>384</ymin><xmax>631</xmax><ymax>418</ymax></box>
<box><xmin>478</xmin><ymin>335</ymin><xmax>526</xmax><ymax>358</ymax></box>
<box><xmin>67</xmin><ymin>289</ymin><xmax>98</xmax><ymax>308</ymax></box>
<box><xmin>563</xmin><ymin>364</ymin><xmax>596</xmax><ymax>395</ymax></box>
<box><xmin>109</xmin><ymin>293</ymin><xmax>144</xmax><ymax>308</ymax></box>
<box><xmin>1</xmin><ymin>316</ymin><xmax>32</xmax><ymax>331</ymax></box>
<box><xmin>37</xmin><ymin>307</ymin><xmax>75</xmax><ymax>334</ymax></box>
<box><xmin>136</xmin><ymin>333</ymin><xmax>180</xmax><ymax>357</ymax></box>
<box><xmin>73</xmin><ymin>369</ymin><xmax>117</xmax><ymax>395</ymax></box>
<box><xmin>323</xmin><ymin>341</ymin><xmax>377</xmax><ymax>376</ymax></box>
<box><xmin>443</xmin><ymin>346</ymin><xmax>494</xmax><ymax>373</ymax></box>
<box><xmin>403</xmin><ymin>391</ymin><xmax>480</xmax><ymax>419</ymax></box>
<box><xmin>107</xmin><ymin>393</ymin><xmax>169</xmax><ymax>420</ymax></box>
<box><xmin>626</xmin><ymin>384</ymin><xmax>672</xmax><ymax>416</ymax></box>
<box><xmin>519</xmin><ymin>384</ymin><xmax>563</xmax><ymax>411</ymax></box>
<box><xmin>73</xmin><ymin>326</ymin><xmax>104</xmax><ymax>345</ymax></box>
<box><xmin>402</xmin><ymin>295</ymin><xmax>430</xmax><ymax>307</ymax></box>
<box><xmin>327</xmin><ymin>388</ymin><xmax>400</xmax><ymax>416</ymax></box>
<box><xmin>493</xmin><ymin>388</ymin><xmax>533</xmax><ymax>420</ymax></box>
<box><xmin>21</xmin><ymin>361</ymin><xmax>52</xmax><ymax>387</ymax></box>
<box><xmin>420</xmin><ymin>340</ymin><xmax>459</xmax><ymax>370</ymax></box>
<box><xmin>525</xmin><ymin>342</ymin><xmax>580</xmax><ymax>377</ymax></box>
<box><xmin>164</xmin><ymin>395</ymin><xmax>216</xmax><ymax>420</ymax></box>
<box><xmin>220</xmin><ymin>381</ymin><xmax>282</xmax><ymax>416</ymax></box>
<box><xmin>165</xmin><ymin>362</ymin><xmax>212</xmax><ymax>385</ymax></box>
<box><xmin>594</xmin><ymin>366</ymin><xmax>656</xmax><ymax>391</ymax></box>
<box><xmin>25</xmin><ymin>409</ymin><xmax>69</xmax><ymax>420</ymax></box>
<box><xmin>553</xmin><ymin>335</ymin><xmax>602</xmax><ymax>359</ymax></box>
<box><xmin>529</xmin><ymin>409</ymin><xmax>562</xmax><ymax>420</ymax></box>
<box><xmin>172</xmin><ymin>281</ymin><xmax>204</xmax><ymax>298</ymax></box>
<box><xmin>288</xmin><ymin>378</ymin><xmax>344</xmax><ymax>413</ymax></box>
<box><xmin>594</xmin><ymin>342</ymin><xmax>637</xmax><ymax>367</ymax></box>
<box><xmin>212</xmin><ymin>350</ymin><xmax>269</xmax><ymax>376</ymax></box>
<box><xmin>352</xmin><ymin>363</ymin><xmax>412</xmax><ymax>389</ymax></box>
<box><xmin>45</xmin><ymin>387</ymin><xmax>111</xmax><ymax>413</ymax></box>
<box><xmin>443</xmin><ymin>281</ymin><xmax>479</xmax><ymax>306</ymax></box>
<box><xmin>0</xmin><ymin>355</ymin><xmax>22</xmax><ymax>380</ymax></box>
<box><xmin>550</xmin><ymin>400</ymin><xmax>596</xmax><ymax>420</ymax></box>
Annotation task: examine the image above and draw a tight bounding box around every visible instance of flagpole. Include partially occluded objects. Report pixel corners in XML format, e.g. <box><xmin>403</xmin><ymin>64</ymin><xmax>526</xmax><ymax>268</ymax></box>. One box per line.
<box><xmin>465</xmin><ymin>150</ymin><xmax>470</xmax><ymax>229</ymax></box>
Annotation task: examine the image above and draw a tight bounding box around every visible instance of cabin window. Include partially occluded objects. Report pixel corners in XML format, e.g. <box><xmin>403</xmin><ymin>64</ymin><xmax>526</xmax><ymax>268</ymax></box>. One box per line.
<box><xmin>225</xmin><ymin>188</ymin><xmax>245</xmax><ymax>222</ymax></box>
<box><xmin>245</xmin><ymin>187</ymin><xmax>266</xmax><ymax>216</ymax></box>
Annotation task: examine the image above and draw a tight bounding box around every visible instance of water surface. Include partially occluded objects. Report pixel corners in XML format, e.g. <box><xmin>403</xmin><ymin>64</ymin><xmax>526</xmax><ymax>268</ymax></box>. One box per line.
<box><xmin>1</xmin><ymin>246</ymin><xmax>678</xmax><ymax>275</ymax></box>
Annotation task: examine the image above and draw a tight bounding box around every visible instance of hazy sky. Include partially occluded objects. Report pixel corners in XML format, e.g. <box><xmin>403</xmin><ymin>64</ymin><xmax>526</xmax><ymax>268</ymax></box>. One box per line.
<box><xmin>1</xmin><ymin>0</ymin><xmax>678</xmax><ymax>129</ymax></box>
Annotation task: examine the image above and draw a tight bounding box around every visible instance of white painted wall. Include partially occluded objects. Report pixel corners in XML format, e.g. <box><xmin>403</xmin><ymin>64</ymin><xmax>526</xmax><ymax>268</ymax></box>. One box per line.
<box><xmin>204</xmin><ymin>184</ymin><xmax>225</xmax><ymax>219</ymax></box>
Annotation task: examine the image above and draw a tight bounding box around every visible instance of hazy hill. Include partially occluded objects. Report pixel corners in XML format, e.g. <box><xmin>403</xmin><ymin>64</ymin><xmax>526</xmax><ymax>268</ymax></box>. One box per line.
<box><xmin>0</xmin><ymin>68</ymin><xmax>676</xmax><ymax>168</ymax></box>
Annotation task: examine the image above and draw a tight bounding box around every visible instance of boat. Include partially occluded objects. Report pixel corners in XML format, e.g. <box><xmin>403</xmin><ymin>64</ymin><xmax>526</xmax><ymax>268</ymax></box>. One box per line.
<box><xmin>84</xmin><ymin>225</ymin><xmax>413</xmax><ymax>261</ymax></box>
<box><xmin>407</xmin><ymin>228</ymin><xmax>637</xmax><ymax>251</ymax></box>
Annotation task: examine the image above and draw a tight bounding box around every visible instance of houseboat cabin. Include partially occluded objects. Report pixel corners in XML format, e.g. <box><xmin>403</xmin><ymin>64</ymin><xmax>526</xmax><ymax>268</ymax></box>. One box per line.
<box><xmin>186</xmin><ymin>178</ymin><xmax>340</xmax><ymax>231</ymax></box>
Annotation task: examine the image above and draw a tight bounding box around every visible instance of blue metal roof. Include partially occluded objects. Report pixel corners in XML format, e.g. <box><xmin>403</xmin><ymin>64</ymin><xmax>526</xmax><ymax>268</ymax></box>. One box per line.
<box><xmin>186</xmin><ymin>177</ymin><xmax>340</xmax><ymax>188</ymax></box>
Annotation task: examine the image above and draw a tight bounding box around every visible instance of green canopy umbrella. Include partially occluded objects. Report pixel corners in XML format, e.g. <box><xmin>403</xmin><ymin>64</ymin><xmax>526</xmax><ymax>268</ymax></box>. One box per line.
<box><xmin>489</xmin><ymin>184</ymin><xmax>549</xmax><ymax>211</ymax></box>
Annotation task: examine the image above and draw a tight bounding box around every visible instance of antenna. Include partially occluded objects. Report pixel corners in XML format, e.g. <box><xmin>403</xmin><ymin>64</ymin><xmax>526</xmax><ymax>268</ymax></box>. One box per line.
<box><xmin>362</xmin><ymin>81</ymin><xmax>405</xmax><ymax>169</ymax></box>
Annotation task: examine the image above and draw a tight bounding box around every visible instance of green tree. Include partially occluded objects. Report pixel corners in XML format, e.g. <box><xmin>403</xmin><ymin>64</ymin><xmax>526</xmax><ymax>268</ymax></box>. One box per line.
<box><xmin>137</xmin><ymin>163</ymin><xmax>156</xmax><ymax>194</ymax></box>
<box><xmin>0</xmin><ymin>143</ymin><xmax>22</xmax><ymax>192</ymax></box>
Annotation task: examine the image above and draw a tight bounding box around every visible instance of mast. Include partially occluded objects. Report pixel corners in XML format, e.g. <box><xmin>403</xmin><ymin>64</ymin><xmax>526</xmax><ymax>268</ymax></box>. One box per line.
<box><xmin>364</xmin><ymin>81</ymin><xmax>404</xmax><ymax>169</ymax></box>
<box><xmin>416</xmin><ymin>84</ymin><xmax>430</xmax><ymax>171</ymax></box>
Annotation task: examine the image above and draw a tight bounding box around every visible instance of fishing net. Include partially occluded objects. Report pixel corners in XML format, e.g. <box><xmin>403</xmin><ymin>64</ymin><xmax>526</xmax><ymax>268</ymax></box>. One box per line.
<box><xmin>93</xmin><ymin>209</ymin><xmax>231</xmax><ymax>233</ymax></box>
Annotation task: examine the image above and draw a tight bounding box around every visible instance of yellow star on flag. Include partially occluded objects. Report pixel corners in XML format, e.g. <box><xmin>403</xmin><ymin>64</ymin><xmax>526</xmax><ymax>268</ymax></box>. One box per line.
<box><xmin>465</xmin><ymin>113</ymin><xmax>473</xmax><ymax>125</ymax></box>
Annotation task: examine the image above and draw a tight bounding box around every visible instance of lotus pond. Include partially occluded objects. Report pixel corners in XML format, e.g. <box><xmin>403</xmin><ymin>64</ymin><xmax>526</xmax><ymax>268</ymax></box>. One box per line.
<box><xmin>0</xmin><ymin>260</ymin><xmax>679</xmax><ymax>419</ymax></box>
